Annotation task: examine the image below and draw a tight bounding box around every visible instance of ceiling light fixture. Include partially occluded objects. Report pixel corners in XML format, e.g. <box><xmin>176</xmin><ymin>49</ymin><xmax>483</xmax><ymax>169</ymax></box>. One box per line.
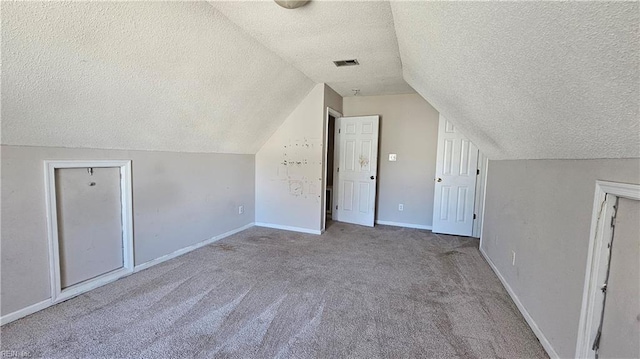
<box><xmin>274</xmin><ymin>0</ymin><xmax>310</xmax><ymax>9</ymax></box>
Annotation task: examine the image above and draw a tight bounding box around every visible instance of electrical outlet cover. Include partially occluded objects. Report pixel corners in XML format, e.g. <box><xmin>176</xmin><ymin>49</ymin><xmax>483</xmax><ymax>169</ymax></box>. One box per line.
<box><xmin>389</xmin><ymin>154</ymin><xmax>397</xmax><ymax>161</ymax></box>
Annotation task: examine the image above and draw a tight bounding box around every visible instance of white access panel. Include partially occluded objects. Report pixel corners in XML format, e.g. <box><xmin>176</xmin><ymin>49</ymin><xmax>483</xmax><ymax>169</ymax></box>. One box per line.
<box><xmin>55</xmin><ymin>167</ymin><xmax>124</xmax><ymax>288</ymax></box>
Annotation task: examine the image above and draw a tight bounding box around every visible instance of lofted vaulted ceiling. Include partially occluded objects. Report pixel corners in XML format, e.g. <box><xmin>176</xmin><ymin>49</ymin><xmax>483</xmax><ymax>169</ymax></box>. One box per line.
<box><xmin>2</xmin><ymin>1</ymin><xmax>638</xmax><ymax>159</ymax></box>
<box><xmin>391</xmin><ymin>1</ymin><xmax>639</xmax><ymax>160</ymax></box>
<box><xmin>210</xmin><ymin>0</ymin><xmax>413</xmax><ymax>97</ymax></box>
<box><xmin>1</xmin><ymin>1</ymin><xmax>314</xmax><ymax>154</ymax></box>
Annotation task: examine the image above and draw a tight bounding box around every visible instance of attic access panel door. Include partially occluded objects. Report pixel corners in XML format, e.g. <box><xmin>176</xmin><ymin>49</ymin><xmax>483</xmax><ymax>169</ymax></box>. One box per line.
<box><xmin>334</xmin><ymin>115</ymin><xmax>379</xmax><ymax>227</ymax></box>
<box><xmin>432</xmin><ymin>116</ymin><xmax>479</xmax><ymax>236</ymax></box>
<box><xmin>45</xmin><ymin>160</ymin><xmax>134</xmax><ymax>303</ymax></box>
<box><xmin>56</xmin><ymin>167</ymin><xmax>123</xmax><ymax>289</ymax></box>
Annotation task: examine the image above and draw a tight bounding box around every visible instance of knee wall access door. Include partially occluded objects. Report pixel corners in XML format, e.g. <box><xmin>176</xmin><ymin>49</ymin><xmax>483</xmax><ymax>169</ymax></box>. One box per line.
<box><xmin>45</xmin><ymin>160</ymin><xmax>133</xmax><ymax>303</ymax></box>
<box><xmin>55</xmin><ymin>167</ymin><xmax>123</xmax><ymax>289</ymax></box>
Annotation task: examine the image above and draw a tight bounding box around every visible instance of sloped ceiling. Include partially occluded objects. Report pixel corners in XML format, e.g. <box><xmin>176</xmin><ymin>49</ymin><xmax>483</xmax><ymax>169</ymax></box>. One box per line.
<box><xmin>3</xmin><ymin>1</ymin><xmax>638</xmax><ymax>160</ymax></box>
<box><xmin>210</xmin><ymin>0</ymin><xmax>413</xmax><ymax>97</ymax></box>
<box><xmin>1</xmin><ymin>1</ymin><xmax>314</xmax><ymax>154</ymax></box>
<box><xmin>391</xmin><ymin>1</ymin><xmax>639</xmax><ymax>160</ymax></box>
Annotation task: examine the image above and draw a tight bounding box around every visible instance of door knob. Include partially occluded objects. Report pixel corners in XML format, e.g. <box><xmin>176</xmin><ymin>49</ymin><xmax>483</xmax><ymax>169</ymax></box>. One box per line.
<box><xmin>370</xmin><ymin>176</ymin><xmax>375</xmax><ymax>180</ymax></box>
<box><xmin>436</xmin><ymin>178</ymin><xmax>442</xmax><ymax>182</ymax></box>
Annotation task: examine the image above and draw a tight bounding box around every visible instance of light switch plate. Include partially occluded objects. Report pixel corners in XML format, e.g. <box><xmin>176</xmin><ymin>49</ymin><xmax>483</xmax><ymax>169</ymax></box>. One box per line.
<box><xmin>389</xmin><ymin>154</ymin><xmax>397</xmax><ymax>161</ymax></box>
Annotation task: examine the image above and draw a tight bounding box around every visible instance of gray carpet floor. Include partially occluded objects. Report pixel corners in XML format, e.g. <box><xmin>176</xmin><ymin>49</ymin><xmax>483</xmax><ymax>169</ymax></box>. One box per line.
<box><xmin>1</xmin><ymin>222</ymin><xmax>548</xmax><ymax>358</ymax></box>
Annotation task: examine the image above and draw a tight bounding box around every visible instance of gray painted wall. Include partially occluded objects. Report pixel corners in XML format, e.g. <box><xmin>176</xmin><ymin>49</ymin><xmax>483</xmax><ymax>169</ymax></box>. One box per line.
<box><xmin>343</xmin><ymin>94</ymin><xmax>439</xmax><ymax>227</ymax></box>
<box><xmin>1</xmin><ymin>145</ymin><xmax>255</xmax><ymax>316</ymax></box>
<box><xmin>256</xmin><ymin>84</ymin><xmax>342</xmax><ymax>232</ymax></box>
<box><xmin>255</xmin><ymin>84</ymin><xmax>325</xmax><ymax>231</ymax></box>
<box><xmin>481</xmin><ymin>158</ymin><xmax>640</xmax><ymax>358</ymax></box>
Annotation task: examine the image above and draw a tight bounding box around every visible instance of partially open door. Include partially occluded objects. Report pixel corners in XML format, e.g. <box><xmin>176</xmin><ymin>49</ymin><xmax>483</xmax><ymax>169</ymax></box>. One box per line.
<box><xmin>432</xmin><ymin>115</ymin><xmax>478</xmax><ymax>236</ymax></box>
<box><xmin>334</xmin><ymin>115</ymin><xmax>379</xmax><ymax>227</ymax></box>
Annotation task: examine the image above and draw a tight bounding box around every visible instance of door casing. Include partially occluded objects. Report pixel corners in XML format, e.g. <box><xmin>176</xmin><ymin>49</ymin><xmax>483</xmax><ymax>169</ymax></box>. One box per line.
<box><xmin>575</xmin><ymin>180</ymin><xmax>640</xmax><ymax>358</ymax></box>
<box><xmin>322</xmin><ymin>107</ymin><xmax>342</xmax><ymax>232</ymax></box>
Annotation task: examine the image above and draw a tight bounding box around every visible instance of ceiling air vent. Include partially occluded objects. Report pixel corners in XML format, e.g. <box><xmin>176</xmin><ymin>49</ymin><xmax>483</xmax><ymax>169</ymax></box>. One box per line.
<box><xmin>333</xmin><ymin>59</ymin><xmax>359</xmax><ymax>67</ymax></box>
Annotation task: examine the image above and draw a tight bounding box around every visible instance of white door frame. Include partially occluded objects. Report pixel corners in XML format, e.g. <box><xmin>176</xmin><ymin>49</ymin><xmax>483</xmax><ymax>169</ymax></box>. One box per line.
<box><xmin>44</xmin><ymin>160</ymin><xmax>134</xmax><ymax>303</ymax></box>
<box><xmin>472</xmin><ymin>153</ymin><xmax>488</xmax><ymax>238</ymax></box>
<box><xmin>575</xmin><ymin>180</ymin><xmax>640</xmax><ymax>358</ymax></box>
<box><xmin>322</xmin><ymin>107</ymin><xmax>342</xmax><ymax>232</ymax></box>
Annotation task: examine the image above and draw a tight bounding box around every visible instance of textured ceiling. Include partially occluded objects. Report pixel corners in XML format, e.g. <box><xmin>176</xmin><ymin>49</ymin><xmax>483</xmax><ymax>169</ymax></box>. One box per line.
<box><xmin>3</xmin><ymin>1</ymin><xmax>638</xmax><ymax>160</ymax></box>
<box><xmin>1</xmin><ymin>1</ymin><xmax>314</xmax><ymax>154</ymax></box>
<box><xmin>210</xmin><ymin>0</ymin><xmax>414</xmax><ymax>97</ymax></box>
<box><xmin>391</xmin><ymin>1</ymin><xmax>639</xmax><ymax>160</ymax></box>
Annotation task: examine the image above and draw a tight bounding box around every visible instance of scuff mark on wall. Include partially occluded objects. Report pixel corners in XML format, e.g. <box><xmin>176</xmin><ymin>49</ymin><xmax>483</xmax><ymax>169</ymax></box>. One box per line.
<box><xmin>272</xmin><ymin>137</ymin><xmax>322</xmax><ymax>200</ymax></box>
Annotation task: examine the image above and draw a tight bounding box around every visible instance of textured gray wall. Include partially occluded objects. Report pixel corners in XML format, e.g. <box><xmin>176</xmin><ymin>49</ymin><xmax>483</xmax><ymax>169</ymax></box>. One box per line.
<box><xmin>481</xmin><ymin>158</ymin><xmax>640</xmax><ymax>358</ymax></box>
<box><xmin>343</xmin><ymin>94</ymin><xmax>439</xmax><ymax>227</ymax></box>
<box><xmin>1</xmin><ymin>145</ymin><xmax>255</xmax><ymax>316</ymax></box>
<box><xmin>255</xmin><ymin>84</ymin><xmax>325</xmax><ymax>231</ymax></box>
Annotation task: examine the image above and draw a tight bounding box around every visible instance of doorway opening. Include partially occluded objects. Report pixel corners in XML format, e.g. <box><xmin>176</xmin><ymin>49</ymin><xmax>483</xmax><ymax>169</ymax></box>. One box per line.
<box><xmin>324</xmin><ymin>114</ymin><xmax>380</xmax><ymax>229</ymax></box>
<box><xmin>322</xmin><ymin>107</ymin><xmax>342</xmax><ymax>232</ymax></box>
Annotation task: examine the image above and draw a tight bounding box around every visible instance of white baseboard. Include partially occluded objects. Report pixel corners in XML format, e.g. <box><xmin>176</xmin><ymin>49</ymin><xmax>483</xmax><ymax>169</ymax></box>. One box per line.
<box><xmin>134</xmin><ymin>222</ymin><xmax>255</xmax><ymax>272</ymax></box>
<box><xmin>254</xmin><ymin>222</ymin><xmax>321</xmax><ymax>235</ymax></box>
<box><xmin>375</xmin><ymin>220</ymin><xmax>432</xmax><ymax>230</ymax></box>
<box><xmin>1</xmin><ymin>223</ymin><xmax>255</xmax><ymax>326</ymax></box>
<box><xmin>480</xmin><ymin>247</ymin><xmax>559</xmax><ymax>359</ymax></box>
<box><xmin>1</xmin><ymin>299</ymin><xmax>51</xmax><ymax>326</ymax></box>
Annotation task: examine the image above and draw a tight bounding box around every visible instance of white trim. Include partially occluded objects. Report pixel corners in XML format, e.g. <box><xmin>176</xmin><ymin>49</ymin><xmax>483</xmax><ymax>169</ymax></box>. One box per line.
<box><xmin>480</xmin><ymin>247</ymin><xmax>560</xmax><ymax>359</ymax></box>
<box><xmin>478</xmin><ymin>159</ymin><xmax>490</xmax><ymax>248</ymax></box>
<box><xmin>472</xmin><ymin>153</ymin><xmax>488</xmax><ymax>238</ymax></box>
<box><xmin>0</xmin><ymin>299</ymin><xmax>51</xmax><ymax>326</ymax></box>
<box><xmin>575</xmin><ymin>180</ymin><xmax>640</xmax><ymax>358</ymax></box>
<box><xmin>44</xmin><ymin>160</ymin><xmax>134</xmax><ymax>304</ymax></box>
<box><xmin>1</xmin><ymin>222</ymin><xmax>255</xmax><ymax>326</ymax></box>
<box><xmin>375</xmin><ymin>220</ymin><xmax>432</xmax><ymax>230</ymax></box>
<box><xmin>134</xmin><ymin>222</ymin><xmax>255</xmax><ymax>272</ymax></box>
<box><xmin>322</xmin><ymin>107</ymin><xmax>342</xmax><ymax>232</ymax></box>
<box><xmin>255</xmin><ymin>222</ymin><xmax>322</xmax><ymax>235</ymax></box>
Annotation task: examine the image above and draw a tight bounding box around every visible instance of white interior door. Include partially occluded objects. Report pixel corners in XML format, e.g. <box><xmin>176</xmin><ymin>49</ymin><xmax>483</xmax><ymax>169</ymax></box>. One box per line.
<box><xmin>335</xmin><ymin>115</ymin><xmax>379</xmax><ymax>227</ymax></box>
<box><xmin>432</xmin><ymin>115</ymin><xmax>479</xmax><ymax>236</ymax></box>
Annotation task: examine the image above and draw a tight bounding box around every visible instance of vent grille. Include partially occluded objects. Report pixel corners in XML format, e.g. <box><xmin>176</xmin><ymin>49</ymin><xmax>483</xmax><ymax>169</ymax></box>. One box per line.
<box><xmin>333</xmin><ymin>59</ymin><xmax>359</xmax><ymax>67</ymax></box>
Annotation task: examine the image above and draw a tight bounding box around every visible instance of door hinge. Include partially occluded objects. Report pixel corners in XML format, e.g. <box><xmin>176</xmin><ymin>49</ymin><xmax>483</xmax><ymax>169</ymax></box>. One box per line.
<box><xmin>337</xmin><ymin>167</ymin><xmax>339</xmax><ymax>173</ymax></box>
<box><xmin>336</xmin><ymin>205</ymin><xmax>338</xmax><ymax>210</ymax></box>
<box><xmin>339</xmin><ymin>128</ymin><xmax>341</xmax><ymax>134</ymax></box>
<box><xmin>477</xmin><ymin>169</ymin><xmax>480</xmax><ymax>175</ymax></box>
<box><xmin>473</xmin><ymin>214</ymin><xmax>477</xmax><ymax>220</ymax></box>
